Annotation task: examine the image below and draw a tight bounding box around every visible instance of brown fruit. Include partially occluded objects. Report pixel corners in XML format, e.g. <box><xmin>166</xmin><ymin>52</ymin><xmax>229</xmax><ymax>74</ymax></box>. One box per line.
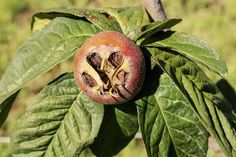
<box><xmin>74</xmin><ymin>31</ymin><xmax>145</xmax><ymax>104</ymax></box>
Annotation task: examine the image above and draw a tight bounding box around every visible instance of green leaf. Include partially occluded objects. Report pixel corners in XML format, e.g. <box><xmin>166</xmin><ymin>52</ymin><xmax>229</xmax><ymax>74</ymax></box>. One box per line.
<box><xmin>0</xmin><ymin>17</ymin><xmax>101</xmax><ymax>115</ymax></box>
<box><xmin>136</xmin><ymin>18</ymin><xmax>182</xmax><ymax>41</ymax></box>
<box><xmin>32</xmin><ymin>8</ymin><xmax>122</xmax><ymax>32</ymax></box>
<box><xmin>149</xmin><ymin>47</ymin><xmax>236</xmax><ymax>157</ymax></box>
<box><xmin>136</xmin><ymin>65</ymin><xmax>208</xmax><ymax>157</ymax></box>
<box><xmin>91</xmin><ymin>103</ymin><xmax>138</xmax><ymax>157</ymax></box>
<box><xmin>0</xmin><ymin>91</ymin><xmax>19</xmax><ymax>127</ymax></box>
<box><xmin>103</xmin><ymin>6</ymin><xmax>144</xmax><ymax>40</ymax></box>
<box><xmin>11</xmin><ymin>73</ymin><xmax>104</xmax><ymax>157</ymax></box>
<box><xmin>142</xmin><ymin>31</ymin><xmax>227</xmax><ymax>76</ymax></box>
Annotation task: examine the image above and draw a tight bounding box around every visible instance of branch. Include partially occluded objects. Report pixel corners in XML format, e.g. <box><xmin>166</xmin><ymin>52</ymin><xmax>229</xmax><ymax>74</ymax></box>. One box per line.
<box><xmin>143</xmin><ymin>0</ymin><xmax>167</xmax><ymax>21</ymax></box>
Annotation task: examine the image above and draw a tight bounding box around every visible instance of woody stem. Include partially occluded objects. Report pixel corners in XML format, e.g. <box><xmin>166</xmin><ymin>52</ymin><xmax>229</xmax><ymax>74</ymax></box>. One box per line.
<box><xmin>142</xmin><ymin>0</ymin><xmax>167</xmax><ymax>21</ymax></box>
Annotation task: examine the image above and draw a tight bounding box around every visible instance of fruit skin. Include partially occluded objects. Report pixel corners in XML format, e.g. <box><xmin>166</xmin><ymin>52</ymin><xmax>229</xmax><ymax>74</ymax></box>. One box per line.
<box><xmin>74</xmin><ymin>31</ymin><xmax>145</xmax><ymax>104</ymax></box>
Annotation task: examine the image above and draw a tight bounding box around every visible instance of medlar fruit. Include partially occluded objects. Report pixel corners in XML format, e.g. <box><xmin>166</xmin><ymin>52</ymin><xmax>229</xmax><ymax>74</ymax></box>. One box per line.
<box><xmin>74</xmin><ymin>31</ymin><xmax>145</xmax><ymax>104</ymax></box>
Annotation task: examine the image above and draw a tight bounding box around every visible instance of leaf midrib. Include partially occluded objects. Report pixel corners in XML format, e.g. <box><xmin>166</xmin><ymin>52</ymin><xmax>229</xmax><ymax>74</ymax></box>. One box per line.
<box><xmin>153</xmin><ymin>93</ymin><xmax>205</xmax><ymax>157</ymax></box>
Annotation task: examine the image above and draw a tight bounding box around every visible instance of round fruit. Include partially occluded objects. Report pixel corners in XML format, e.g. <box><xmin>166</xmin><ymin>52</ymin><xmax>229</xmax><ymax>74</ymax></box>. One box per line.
<box><xmin>74</xmin><ymin>31</ymin><xmax>145</xmax><ymax>104</ymax></box>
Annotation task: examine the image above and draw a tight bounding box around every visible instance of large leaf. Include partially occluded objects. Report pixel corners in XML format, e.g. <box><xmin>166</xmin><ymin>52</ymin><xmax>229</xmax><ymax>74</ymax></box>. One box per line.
<box><xmin>136</xmin><ymin>65</ymin><xmax>208</xmax><ymax>157</ymax></box>
<box><xmin>11</xmin><ymin>73</ymin><xmax>104</xmax><ymax>157</ymax></box>
<box><xmin>136</xmin><ymin>18</ymin><xmax>182</xmax><ymax>41</ymax></box>
<box><xmin>149</xmin><ymin>48</ymin><xmax>236</xmax><ymax>157</ymax></box>
<box><xmin>141</xmin><ymin>31</ymin><xmax>227</xmax><ymax>76</ymax></box>
<box><xmin>91</xmin><ymin>103</ymin><xmax>138</xmax><ymax>157</ymax></box>
<box><xmin>103</xmin><ymin>6</ymin><xmax>144</xmax><ymax>40</ymax></box>
<box><xmin>32</xmin><ymin>8</ymin><xmax>122</xmax><ymax>32</ymax></box>
<box><xmin>0</xmin><ymin>17</ymin><xmax>101</xmax><ymax>114</ymax></box>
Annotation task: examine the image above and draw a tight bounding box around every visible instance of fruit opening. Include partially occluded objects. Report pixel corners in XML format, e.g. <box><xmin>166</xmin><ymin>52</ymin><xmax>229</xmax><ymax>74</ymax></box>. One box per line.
<box><xmin>81</xmin><ymin>46</ymin><xmax>130</xmax><ymax>98</ymax></box>
<box><xmin>74</xmin><ymin>31</ymin><xmax>146</xmax><ymax>104</ymax></box>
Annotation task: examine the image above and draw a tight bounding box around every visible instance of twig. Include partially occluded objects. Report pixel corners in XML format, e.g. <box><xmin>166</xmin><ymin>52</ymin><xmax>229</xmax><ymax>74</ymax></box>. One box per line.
<box><xmin>143</xmin><ymin>0</ymin><xmax>167</xmax><ymax>21</ymax></box>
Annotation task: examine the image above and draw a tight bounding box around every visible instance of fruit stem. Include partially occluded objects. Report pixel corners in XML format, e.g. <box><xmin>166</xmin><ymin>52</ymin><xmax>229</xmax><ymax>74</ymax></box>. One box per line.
<box><xmin>143</xmin><ymin>0</ymin><xmax>167</xmax><ymax>21</ymax></box>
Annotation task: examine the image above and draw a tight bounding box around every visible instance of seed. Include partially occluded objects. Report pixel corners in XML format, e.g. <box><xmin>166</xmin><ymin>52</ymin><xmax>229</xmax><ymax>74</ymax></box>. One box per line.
<box><xmin>81</xmin><ymin>72</ymin><xmax>97</xmax><ymax>87</ymax></box>
<box><xmin>87</xmin><ymin>52</ymin><xmax>102</xmax><ymax>70</ymax></box>
<box><xmin>108</xmin><ymin>51</ymin><xmax>123</xmax><ymax>69</ymax></box>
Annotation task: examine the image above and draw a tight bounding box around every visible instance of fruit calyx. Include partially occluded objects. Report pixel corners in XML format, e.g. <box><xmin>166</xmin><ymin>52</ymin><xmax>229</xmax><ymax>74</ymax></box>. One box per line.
<box><xmin>74</xmin><ymin>31</ymin><xmax>145</xmax><ymax>104</ymax></box>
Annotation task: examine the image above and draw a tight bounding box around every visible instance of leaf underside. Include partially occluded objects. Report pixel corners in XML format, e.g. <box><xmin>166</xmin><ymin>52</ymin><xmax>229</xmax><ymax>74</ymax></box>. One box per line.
<box><xmin>11</xmin><ymin>73</ymin><xmax>104</xmax><ymax>157</ymax></box>
<box><xmin>148</xmin><ymin>47</ymin><xmax>236</xmax><ymax>157</ymax></box>
<box><xmin>136</xmin><ymin>65</ymin><xmax>208</xmax><ymax>157</ymax></box>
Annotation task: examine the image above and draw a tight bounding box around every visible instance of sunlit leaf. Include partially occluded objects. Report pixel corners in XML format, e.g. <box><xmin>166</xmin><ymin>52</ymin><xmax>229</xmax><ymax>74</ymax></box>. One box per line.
<box><xmin>11</xmin><ymin>73</ymin><xmax>104</xmax><ymax>157</ymax></box>
<box><xmin>136</xmin><ymin>65</ymin><xmax>208</xmax><ymax>157</ymax></box>
<box><xmin>142</xmin><ymin>31</ymin><xmax>227</xmax><ymax>76</ymax></box>
<box><xmin>0</xmin><ymin>17</ymin><xmax>101</xmax><ymax>121</ymax></box>
<box><xmin>149</xmin><ymin>47</ymin><xmax>236</xmax><ymax>157</ymax></box>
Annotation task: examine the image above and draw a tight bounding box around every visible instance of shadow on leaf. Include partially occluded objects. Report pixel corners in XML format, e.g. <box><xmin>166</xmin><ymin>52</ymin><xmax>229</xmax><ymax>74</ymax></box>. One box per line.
<box><xmin>216</xmin><ymin>79</ymin><xmax>236</xmax><ymax>114</ymax></box>
<box><xmin>90</xmin><ymin>102</ymin><xmax>138</xmax><ymax>157</ymax></box>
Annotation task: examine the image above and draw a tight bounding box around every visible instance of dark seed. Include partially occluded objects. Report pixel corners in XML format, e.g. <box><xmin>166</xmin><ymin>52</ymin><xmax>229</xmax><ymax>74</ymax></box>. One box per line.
<box><xmin>99</xmin><ymin>72</ymin><xmax>110</xmax><ymax>85</ymax></box>
<box><xmin>117</xmin><ymin>70</ymin><xmax>128</xmax><ymax>86</ymax></box>
<box><xmin>87</xmin><ymin>52</ymin><xmax>102</xmax><ymax>70</ymax></box>
<box><xmin>81</xmin><ymin>72</ymin><xmax>97</xmax><ymax>87</ymax></box>
<box><xmin>108</xmin><ymin>51</ymin><xmax>123</xmax><ymax>68</ymax></box>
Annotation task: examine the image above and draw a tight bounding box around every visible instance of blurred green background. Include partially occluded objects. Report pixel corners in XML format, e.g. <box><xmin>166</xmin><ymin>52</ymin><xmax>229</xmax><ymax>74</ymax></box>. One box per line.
<box><xmin>0</xmin><ymin>0</ymin><xmax>236</xmax><ymax>156</ymax></box>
